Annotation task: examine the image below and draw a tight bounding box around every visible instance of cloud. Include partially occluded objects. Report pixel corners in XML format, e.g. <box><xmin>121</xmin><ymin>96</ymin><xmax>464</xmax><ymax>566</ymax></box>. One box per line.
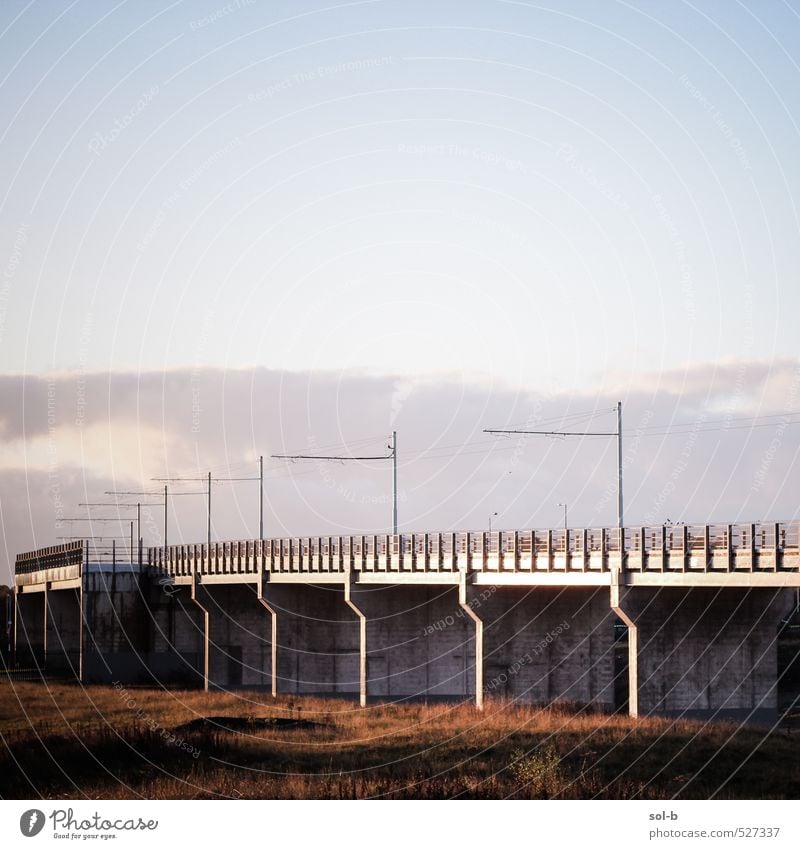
<box><xmin>2</xmin><ymin>361</ymin><xmax>799</xmax><ymax>584</ymax></box>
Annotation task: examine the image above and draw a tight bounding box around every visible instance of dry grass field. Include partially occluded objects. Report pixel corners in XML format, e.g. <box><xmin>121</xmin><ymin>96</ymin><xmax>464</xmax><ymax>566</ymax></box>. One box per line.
<box><xmin>1</xmin><ymin>681</ymin><xmax>799</xmax><ymax>799</ymax></box>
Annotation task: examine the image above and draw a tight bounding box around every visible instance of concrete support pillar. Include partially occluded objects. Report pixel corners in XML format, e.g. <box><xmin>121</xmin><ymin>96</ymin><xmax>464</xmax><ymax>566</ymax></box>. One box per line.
<box><xmin>257</xmin><ymin>579</ymin><xmax>278</xmax><ymax>698</ymax></box>
<box><xmin>610</xmin><ymin>580</ymin><xmax>638</xmax><ymax>718</ymax></box>
<box><xmin>12</xmin><ymin>587</ymin><xmax>17</xmax><ymax>668</ymax></box>
<box><xmin>459</xmin><ymin>572</ymin><xmax>484</xmax><ymax>710</ymax></box>
<box><xmin>190</xmin><ymin>581</ymin><xmax>210</xmax><ymax>692</ymax></box>
<box><xmin>42</xmin><ymin>586</ymin><xmax>48</xmax><ymax>669</ymax></box>
<box><xmin>78</xmin><ymin>583</ymin><xmax>84</xmax><ymax>683</ymax></box>
<box><xmin>344</xmin><ymin>575</ymin><xmax>367</xmax><ymax>707</ymax></box>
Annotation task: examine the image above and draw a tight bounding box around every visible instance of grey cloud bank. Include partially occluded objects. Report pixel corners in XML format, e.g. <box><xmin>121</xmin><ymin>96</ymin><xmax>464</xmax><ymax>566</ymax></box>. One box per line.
<box><xmin>0</xmin><ymin>361</ymin><xmax>798</xmax><ymax>583</ymax></box>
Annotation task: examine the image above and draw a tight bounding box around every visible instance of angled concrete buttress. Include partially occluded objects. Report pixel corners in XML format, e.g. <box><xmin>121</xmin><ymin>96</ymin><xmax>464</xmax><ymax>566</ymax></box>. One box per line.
<box><xmin>459</xmin><ymin>567</ymin><xmax>484</xmax><ymax>710</ymax></box>
<box><xmin>344</xmin><ymin>560</ymin><xmax>367</xmax><ymax>707</ymax></box>
<box><xmin>611</xmin><ymin>574</ymin><xmax>639</xmax><ymax>718</ymax></box>
<box><xmin>190</xmin><ymin>571</ymin><xmax>210</xmax><ymax>692</ymax></box>
<box><xmin>257</xmin><ymin>575</ymin><xmax>278</xmax><ymax>698</ymax></box>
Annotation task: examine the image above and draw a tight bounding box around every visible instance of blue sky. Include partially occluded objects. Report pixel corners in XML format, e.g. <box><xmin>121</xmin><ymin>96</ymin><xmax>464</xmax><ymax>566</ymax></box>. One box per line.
<box><xmin>1</xmin><ymin>0</ymin><xmax>798</xmax><ymax>387</ymax></box>
<box><xmin>1</xmin><ymin>1</ymin><xmax>799</xmax><ymax>578</ymax></box>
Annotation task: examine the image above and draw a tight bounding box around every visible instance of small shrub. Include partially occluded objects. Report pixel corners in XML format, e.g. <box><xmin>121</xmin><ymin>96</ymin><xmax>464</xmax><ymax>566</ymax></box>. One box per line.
<box><xmin>509</xmin><ymin>745</ymin><xmax>564</xmax><ymax>797</ymax></box>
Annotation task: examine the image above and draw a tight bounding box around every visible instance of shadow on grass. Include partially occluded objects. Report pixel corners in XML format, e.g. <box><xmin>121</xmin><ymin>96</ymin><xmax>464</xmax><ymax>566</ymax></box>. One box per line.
<box><xmin>2</xmin><ymin>685</ymin><xmax>800</xmax><ymax>800</ymax></box>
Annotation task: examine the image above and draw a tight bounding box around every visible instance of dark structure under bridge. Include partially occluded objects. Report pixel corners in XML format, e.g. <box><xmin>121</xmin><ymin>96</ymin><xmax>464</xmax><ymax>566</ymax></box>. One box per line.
<box><xmin>12</xmin><ymin>523</ymin><xmax>800</xmax><ymax>723</ymax></box>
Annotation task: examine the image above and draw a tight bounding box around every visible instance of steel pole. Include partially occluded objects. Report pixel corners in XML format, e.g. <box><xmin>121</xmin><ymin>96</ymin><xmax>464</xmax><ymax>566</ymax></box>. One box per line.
<box><xmin>617</xmin><ymin>400</ymin><xmax>624</xmax><ymax>556</ymax></box>
<box><xmin>391</xmin><ymin>431</ymin><xmax>397</xmax><ymax>534</ymax></box>
<box><xmin>207</xmin><ymin>472</ymin><xmax>212</xmax><ymax>548</ymax></box>
<box><xmin>617</xmin><ymin>401</ymin><xmax>623</xmax><ymax>528</ymax></box>
<box><xmin>259</xmin><ymin>455</ymin><xmax>264</xmax><ymax>540</ymax></box>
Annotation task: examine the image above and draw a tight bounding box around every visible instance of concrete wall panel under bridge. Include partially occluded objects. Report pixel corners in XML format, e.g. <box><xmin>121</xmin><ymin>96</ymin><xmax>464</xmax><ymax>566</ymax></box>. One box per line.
<box><xmin>261</xmin><ymin>583</ymin><xmax>359</xmax><ymax>696</ymax></box>
<box><xmin>193</xmin><ymin>584</ymin><xmax>273</xmax><ymax>690</ymax></box>
<box><xmin>478</xmin><ymin>586</ymin><xmax>616</xmax><ymax>707</ymax></box>
<box><xmin>351</xmin><ymin>584</ymin><xmax>475</xmax><ymax>699</ymax></box>
<box><xmin>143</xmin><ymin>582</ymin><xmax>204</xmax><ymax>686</ymax></box>
<box><xmin>15</xmin><ymin>591</ymin><xmax>45</xmax><ymax>668</ymax></box>
<box><xmin>82</xmin><ymin>570</ymin><xmax>152</xmax><ymax>684</ymax></box>
<box><xmin>44</xmin><ymin>588</ymin><xmax>81</xmax><ymax>675</ymax></box>
<box><xmin>621</xmin><ymin>586</ymin><xmax>794</xmax><ymax>722</ymax></box>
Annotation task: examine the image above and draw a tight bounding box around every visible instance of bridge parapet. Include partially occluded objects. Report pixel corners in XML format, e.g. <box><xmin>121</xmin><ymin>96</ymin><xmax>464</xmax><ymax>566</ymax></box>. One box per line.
<box><xmin>145</xmin><ymin>522</ymin><xmax>800</xmax><ymax>581</ymax></box>
<box><xmin>623</xmin><ymin>522</ymin><xmax>800</xmax><ymax>573</ymax></box>
<box><xmin>14</xmin><ymin>541</ymin><xmax>84</xmax><ymax>587</ymax></box>
<box><xmin>15</xmin><ymin>541</ymin><xmax>83</xmax><ymax>574</ymax></box>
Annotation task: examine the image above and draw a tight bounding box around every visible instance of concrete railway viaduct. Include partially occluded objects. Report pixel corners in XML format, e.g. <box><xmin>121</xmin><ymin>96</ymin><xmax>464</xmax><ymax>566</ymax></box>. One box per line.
<box><xmin>12</xmin><ymin>523</ymin><xmax>800</xmax><ymax>722</ymax></box>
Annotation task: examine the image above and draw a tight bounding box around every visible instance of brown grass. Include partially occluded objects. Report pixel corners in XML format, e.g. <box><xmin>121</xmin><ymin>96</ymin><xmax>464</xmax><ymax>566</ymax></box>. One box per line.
<box><xmin>1</xmin><ymin>681</ymin><xmax>798</xmax><ymax>799</ymax></box>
